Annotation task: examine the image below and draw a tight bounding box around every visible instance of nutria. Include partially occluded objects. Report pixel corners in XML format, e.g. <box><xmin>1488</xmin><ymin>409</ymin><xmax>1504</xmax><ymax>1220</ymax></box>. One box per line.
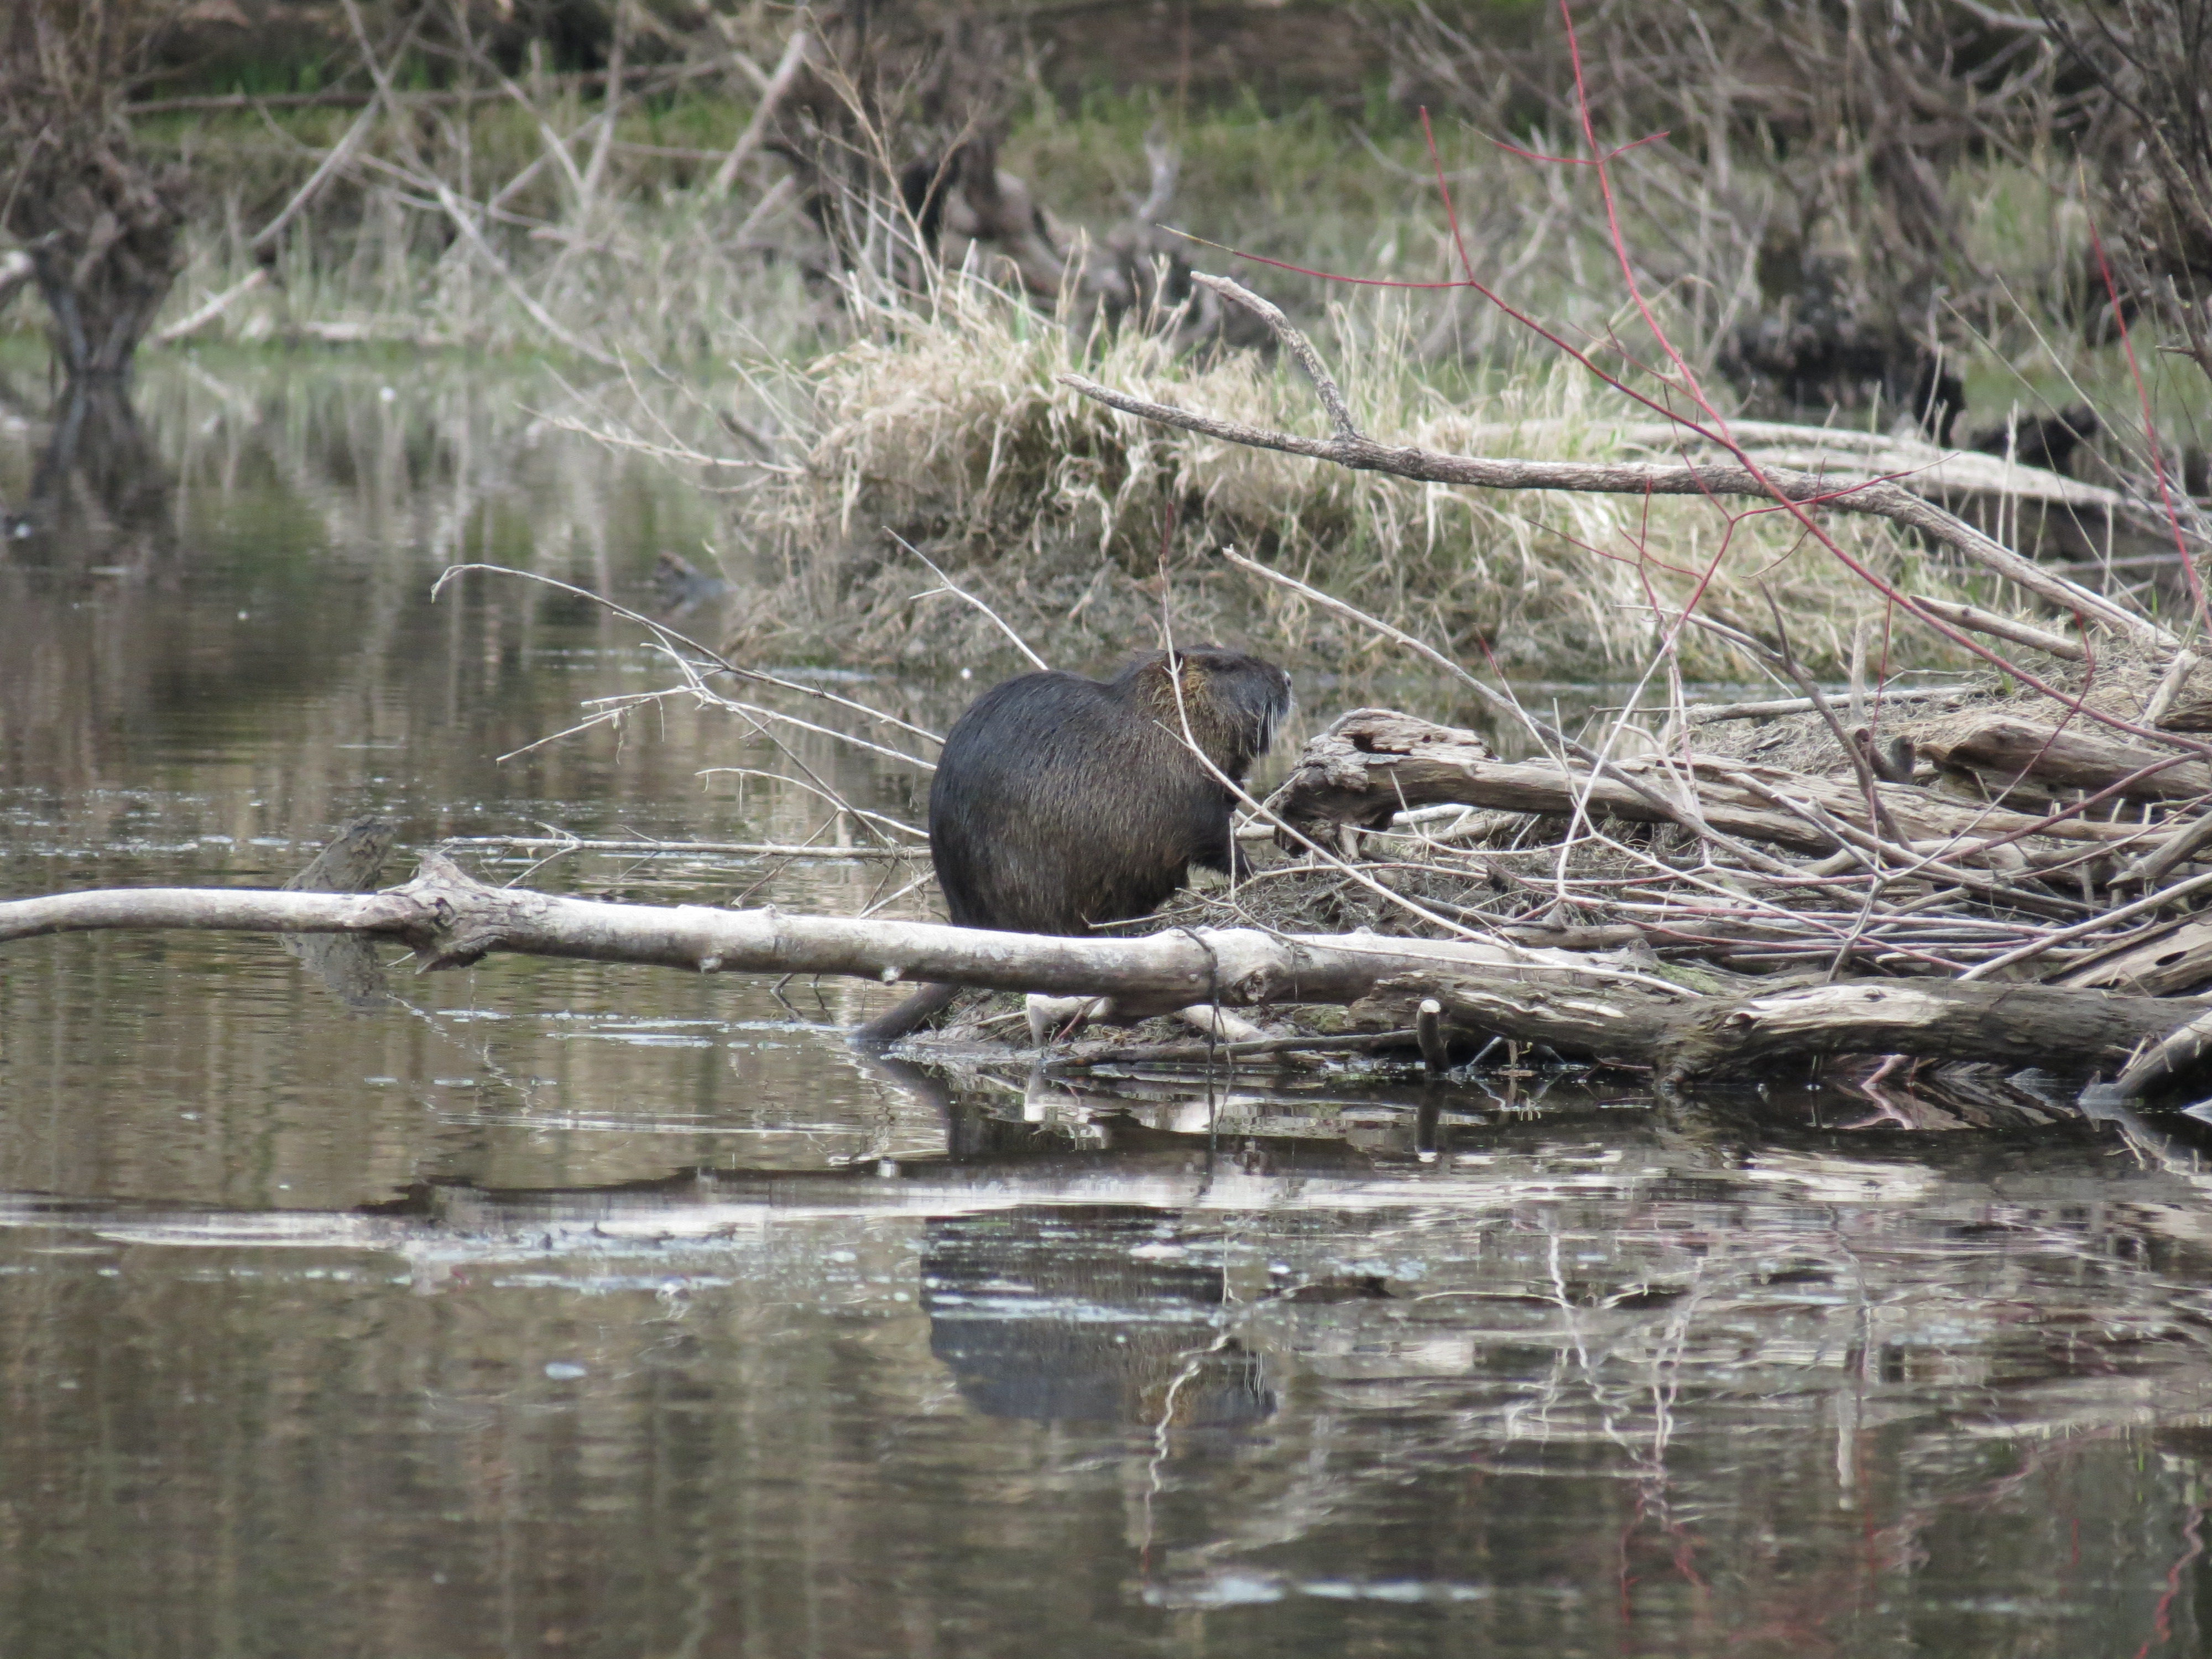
<box><xmin>854</xmin><ymin>645</ymin><xmax>1293</xmax><ymax>1042</ymax></box>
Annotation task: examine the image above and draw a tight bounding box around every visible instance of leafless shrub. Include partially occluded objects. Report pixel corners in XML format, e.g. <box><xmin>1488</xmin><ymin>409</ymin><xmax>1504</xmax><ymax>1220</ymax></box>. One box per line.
<box><xmin>1</xmin><ymin>0</ymin><xmax>192</xmax><ymax>380</ymax></box>
<box><xmin>1392</xmin><ymin>1</ymin><xmax>2085</xmax><ymax>414</ymax></box>
<box><xmin>754</xmin><ymin>1</ymin><xmax>1262</xmax><ymax>352</ymax></box>
<box><xmin>2041</xmin><ymin>0</ymin><xmax>2212</xmax><ymax>392</ymax></box>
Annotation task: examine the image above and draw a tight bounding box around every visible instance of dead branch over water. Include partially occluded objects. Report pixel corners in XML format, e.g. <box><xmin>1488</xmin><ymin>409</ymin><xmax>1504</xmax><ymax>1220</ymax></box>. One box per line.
<box><xmin>3</xmin><ymin>849</ymin><xmax>2211</xmax><ymax>1088</ymax></box>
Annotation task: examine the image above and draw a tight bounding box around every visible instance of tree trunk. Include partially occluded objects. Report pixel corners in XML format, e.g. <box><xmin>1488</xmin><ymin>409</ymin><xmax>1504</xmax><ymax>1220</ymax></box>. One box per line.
<box><xmin>1</xmin><ymin>3</ymin><xmax>190</xmax><ymax>385</ymax></box>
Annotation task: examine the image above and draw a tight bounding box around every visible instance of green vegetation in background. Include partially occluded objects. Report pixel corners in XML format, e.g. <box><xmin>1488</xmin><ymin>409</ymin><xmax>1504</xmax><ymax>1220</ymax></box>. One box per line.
<box><xmin>6</xmin><ymin>66</ymin><xmax>2200</xmax><ymax>676</ymax></box>
<box><xmin>94</xmin><ymin>82</ymin><xmax>2199</xmax><ymax>411</ymax></box>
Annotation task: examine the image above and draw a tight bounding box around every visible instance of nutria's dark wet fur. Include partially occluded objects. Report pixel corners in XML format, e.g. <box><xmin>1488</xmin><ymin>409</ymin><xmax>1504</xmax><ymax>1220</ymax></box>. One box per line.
<box><xmin>932</xmin><ymin>646</ymin><xmax>1292</xmax><ymax>932</ymax></box>
<box><xmin>853</xmin><ymin>645</ymin><xmax>1292</xmax><ymax>1042</ymax></box>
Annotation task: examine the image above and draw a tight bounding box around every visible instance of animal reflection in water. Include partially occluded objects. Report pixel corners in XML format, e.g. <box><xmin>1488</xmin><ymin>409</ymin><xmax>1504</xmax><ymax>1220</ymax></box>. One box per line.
<box><xmin>922</xmin><ymin>1207</ymin><xmax>1274</xmax><ymax>1428</ymax></box>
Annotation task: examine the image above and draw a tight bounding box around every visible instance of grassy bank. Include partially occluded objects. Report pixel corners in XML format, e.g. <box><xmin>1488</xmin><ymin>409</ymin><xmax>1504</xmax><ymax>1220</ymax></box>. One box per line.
<box><xmin>727</xmin><ymin>273</ymin><xmax>1957</xmax><ymax>678</ymax></box>
<box><xmin>7</xmin><ymin>81</ymin><xmax>2203</xmax><ymax>677</ymax></box>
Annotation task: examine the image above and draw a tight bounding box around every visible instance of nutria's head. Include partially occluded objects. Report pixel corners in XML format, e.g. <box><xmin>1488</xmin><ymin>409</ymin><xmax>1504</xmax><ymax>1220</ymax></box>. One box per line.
<box><xmin>1118</xmin><ymin>645</ymin><xmax>1293</xmax><ymax>780</ymax></box>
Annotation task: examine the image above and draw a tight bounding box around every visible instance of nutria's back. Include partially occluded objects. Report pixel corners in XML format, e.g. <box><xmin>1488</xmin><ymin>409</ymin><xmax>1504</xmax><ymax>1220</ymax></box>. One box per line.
<box><xmin>930</xmin><ymin>646</ymin><xmax>1292</xmax><ymax>936</ymax></box>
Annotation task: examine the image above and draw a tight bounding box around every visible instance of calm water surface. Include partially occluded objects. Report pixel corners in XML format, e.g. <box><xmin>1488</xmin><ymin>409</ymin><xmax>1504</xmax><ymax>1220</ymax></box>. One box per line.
<box><xmin>4</xmin><ymin>357</ymin><xmax>2212</xmax><ymax>1658</ymax></box>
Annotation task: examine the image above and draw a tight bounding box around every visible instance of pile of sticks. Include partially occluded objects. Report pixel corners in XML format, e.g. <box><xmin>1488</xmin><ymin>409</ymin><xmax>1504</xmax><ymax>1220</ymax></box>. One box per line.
<box><xmin>11</xmin><ymin>254</ymin><xmax>2212</xmax><ymax>1100</ymax></box>
<box><xmin>1036</xmin><ymin>270</ymin><xmax>2212</xmax><ymax>1098</ymax></box>
<box><xmin>1257</xmin><ymin>704</ymin><xmax>2212</xmax><ymax>990</ymax></box>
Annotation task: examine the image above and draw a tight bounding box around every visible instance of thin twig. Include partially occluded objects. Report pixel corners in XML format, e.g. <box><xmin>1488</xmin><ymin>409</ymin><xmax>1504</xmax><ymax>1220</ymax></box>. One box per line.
<box><xmin>442</xmin><ymin>836</ymin><xmax>927</xmax><ymax>859</ymax></box>
<box><xmin>888</xmin><ymin>530</ymin><xmax>1051</xmax><ymax>671</ymax></box>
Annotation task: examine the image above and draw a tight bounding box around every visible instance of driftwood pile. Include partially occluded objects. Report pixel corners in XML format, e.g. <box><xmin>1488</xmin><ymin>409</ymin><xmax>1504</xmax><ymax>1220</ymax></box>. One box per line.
<box><xmin>1185</xmin><ymin>690</ymin><xmax>2212</xmax><ymax>1093</ymax></box>
<box><xmin>8</xmin><ymin>265</ymin><xmax>2212</xmax><ymax>1107</ymax></box>
<box><xmin>1030</xmin><ymin>270</ymin><xmax>2212</xmax><ymax>1109</ymax></box>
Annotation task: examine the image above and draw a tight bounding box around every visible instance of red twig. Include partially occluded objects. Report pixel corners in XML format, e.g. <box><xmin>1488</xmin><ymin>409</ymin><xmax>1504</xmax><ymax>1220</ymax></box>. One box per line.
<box><xmin>2086</xmin><ymin>201</ymin><xmax>2206</xmax><ymax>634</ymax></box>
<box><xmin>1172</xmin><ymin>5</ymin><xmax>2205</xmax><ymax>765</ymax></box>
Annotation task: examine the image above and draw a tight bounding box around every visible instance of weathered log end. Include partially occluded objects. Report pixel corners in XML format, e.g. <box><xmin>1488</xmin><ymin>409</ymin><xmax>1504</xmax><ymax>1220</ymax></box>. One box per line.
<box><xmin>388</xmin><ymin>849</ymin><xmax>512</xmax><ymax>969</ymax></box>
<box><xmin>1652</xmin><ymin>980</ymin><xmax>2197</xmax><ymax>1089</ymax></box>
<box><xmin>1272</xmin><ymin>709</ymin><xmax>1496</xmax><ymax>853</ymax></box>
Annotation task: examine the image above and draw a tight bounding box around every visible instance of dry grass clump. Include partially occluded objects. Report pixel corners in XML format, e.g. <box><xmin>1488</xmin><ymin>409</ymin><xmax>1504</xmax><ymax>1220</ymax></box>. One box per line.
<box><xmin>734</xmin><ymin>269</ymin><xmax>1976</xmax><ymax>676</ymax></box>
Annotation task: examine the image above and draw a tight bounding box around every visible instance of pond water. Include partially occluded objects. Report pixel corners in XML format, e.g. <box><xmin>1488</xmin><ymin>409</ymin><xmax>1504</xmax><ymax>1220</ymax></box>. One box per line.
<box><xmin>5</xmin><ymin>354</ymin><xmax>2212</xmax><ymax>1658</ymax></box>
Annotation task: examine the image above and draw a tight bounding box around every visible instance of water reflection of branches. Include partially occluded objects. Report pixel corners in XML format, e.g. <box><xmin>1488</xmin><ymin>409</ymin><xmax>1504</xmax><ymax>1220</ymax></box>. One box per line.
<box><xmin>2</xmin><ymin>379</ymin><xmax>174</xmax><ymax>566</ymax></box>
<box><xmin>440</xmin><ymin>562</ymin><xmax>943</xmax><ymax>748</ymax></box>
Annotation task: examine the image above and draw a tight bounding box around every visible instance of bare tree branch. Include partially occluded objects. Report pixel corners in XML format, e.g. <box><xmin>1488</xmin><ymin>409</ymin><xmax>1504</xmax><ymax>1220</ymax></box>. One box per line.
<box><xmin>1058</xmin><ymin>274</ymin><xmax>2173</xmax><ymax>649</ymax></box>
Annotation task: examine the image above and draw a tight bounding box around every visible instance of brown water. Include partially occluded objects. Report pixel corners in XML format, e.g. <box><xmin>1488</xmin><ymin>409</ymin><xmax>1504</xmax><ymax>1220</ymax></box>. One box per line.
<box><xmin>5</xmin><ymin>356</ymin><xmax>2212</xmax><ymax>1658</ymax></box>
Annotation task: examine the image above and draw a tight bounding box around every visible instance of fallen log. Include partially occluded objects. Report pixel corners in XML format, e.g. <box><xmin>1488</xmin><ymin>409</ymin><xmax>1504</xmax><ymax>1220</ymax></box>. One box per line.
<box><xmin>1651</xmin><ymin>979</ymin><xmax>2193</xmax><ymax>1083</ymax></box>
<box><xmin>1350</xmin><ymin>972</ymin><xmax>2206</xmax><ymax>1086</ymax></box>
<box><xmin>0</xmin><ymin>850</ymin><xmax>1653</xmax><ymax>1017</ymax></box>
<box><xmin>1350</xmin><ymin>973</ymin><xmax>1692</xmax><ymax>1065</ymax></box>
<box><xmin>9</xmin><ymin>852</ymin><xmax>2210</xmax><ymax>1085</ymax></box>
<box><xmin>1921</xmin><ymin>713</ymin><xmax>2212</xmax><ymax>801</ymax></box>
<box><xmin>1273</xmin><ymin>708</ymin><xmax>2149</xmax><ymax>862</ymax></box>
